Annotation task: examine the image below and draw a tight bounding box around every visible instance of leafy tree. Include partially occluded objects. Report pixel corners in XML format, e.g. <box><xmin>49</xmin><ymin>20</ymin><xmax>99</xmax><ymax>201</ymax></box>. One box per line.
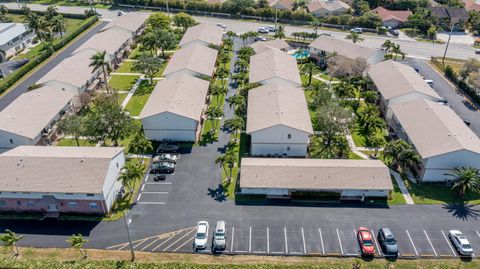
<box><xmin>309</xmin><ymin>83</ymin><xmax>332</xmax><ymax>109</ymax></box>
<box><xmin>205</xmin><ymin>106</ymin><xmax>224</xmax><ymax>135</ymax></box>
<box><xmin>146</xmin><ymin>12</ymin><xmax>171</xmax><ymax>30</ymax></box>
<box><xmin>352</xmin><ymin>0</ymin><xmax>370</xmax><ymax>16</ymax></box>
<box><xmin>300</xmin><ymin>62</ymin><xmax>320</xmax><ymax>86</ymax></box>
<box><xmin>0</xmin><ymin>5</ymin><xmax>8</xmax><ymax>15</ymax></box>
<box><xmin>406</xmin><ymin>8</ymin><xmax>436</xmax><ymax>34</ymax></box>
<box><xmin>237</xmin><ymin>47</ymin><xmax>254</xmax><ymax>61</ymax></box>
<box><xmin>459</xmin><ymin>58</ymin><xmax>480</xmax><ymax>81</ymax></box>
<box><xmin>292</xmin><ymin>0</ymin><xmax>308</xmax><ymax>11</ymax></box>
<box><xmin>89</xmin><ymin>51</ymin><xmax>111</xmax><ymax>92</ymax></box>
<box><xmin>0</xmin><ymin>229</ymin><xmax>23</xmax><ymax>256</ymax></box>
<box><xmin>172</xmin><ymin>12</ymin><xmax>196</xmax><ymax>31</ymax></box>
<box><xmin>133</xmin><ymin>54</ymin><xmax>163</xmax><ymax>84</ymax></box>
<box><xmin>427</xmin><ymin>25</ymin><xmax>437</xmax><ymax>44</ymax></box>
<box><xmin>215</xmin><ymin>150</ymin><xmax>237</xmax><ymax>183</ymax></box>
<box><xmin>445</xmin><ymin>167</ymin><xmax>480</xmax><ymax>197</ymax></box>
<box><xmin>368</xmin><ymin>134</ymin><xmax>384</xmax><ymax>157</ymax></box>
<box><xmin>468</xmin><ymin>10</ymin><xmax>480</xmax><ymax>35</ymax></box>
<box><xmin>345</xmin><ymin>32</ymin><xmax>364</xmax><ymax>43</ymax></box>
<box><xmin>67</xmin><ymin>234</ymin><xmax>88</xmax><ymax>260</ymax></box>
<box><xmin>128</xmin><ymin>129</ymin><xmax>153</xmax><ymax>158</ymax></box>
<box><xmin>58</xmin><ymin>115</ymin><xmax>86</xmax><ymax>146</ymax></box>
<box><xmin>119</xmin><ymin>160</ymin><xmax>144</xmax><ymax>193</ymax></box>
<box><xmin>50</xmin><ymin>14</ymin><xmax>67</xmax><ymax>37</ymax></box>
<box><xmin>223</xmin><ymin>116</ymin><xmax>244</xmax><ymax>138</ymax></box>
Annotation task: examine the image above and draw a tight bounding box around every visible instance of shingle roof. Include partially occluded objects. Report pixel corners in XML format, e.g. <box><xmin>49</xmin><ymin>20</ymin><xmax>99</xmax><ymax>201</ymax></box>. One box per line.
<box><xmin>101</xmin><ymin>12</ymin><xmax>150</xmax><ymax>33</ymax></box>
<box><xmin>163</xmin><ymin>44</ymin><xmax>218</xmax><ymax>78</ymax></box>
<box><xmin>0</xmin><ymin>23</ymin><xmax>29</xmax><ymax>46</ymax></box>
<box><xmin>179</xmin><ymin>24</ymin><xmax>224</xmax><ymax>48</ymax></box>
<box><xmin>270</xmin><ymin>0</ymin><xmax>295</xmax><ymax>9</ymax></box>
<box><xmin>0</xmin><ymin>146</ymin><xmax>124</xmax><ymax>194</ymax></box>
<box><xmin>246</xmin><ymin>82</ymin><xmax>313</xmax><ymax>134</ymax></box>
<box><xmin>139</xmin><ymin>74</ymin><xmax>209</xmax><ymax>121</ymax></box>
<box><xmin>464</xmin><ymin>0</ymin><xmax>480</xmax><ymax>12</ymax></box>
<box><xmin>368</xmin><ymin>60</ymin><xmax>442</xmax><ymax>101</ymax></box>
<box><xmin>372</xmin><ymin>7</ymin><xmax>412</xmax><ymax>23</ymax></box>
<box><xmin>74</xmin><ymin>27</ymin><xmax>131</xmax><ymax>56</ymax></box>
<box><xmin>391</xmin><ymin>99</ymin><xmax>480</xmax><ymax>159</ymax></box>
<box><xmin>37</xmin><ymin>48</ymin><xmax>97</xmax><ymax>88</ymax></box>
<box><xmin>240</xmin><ymin>158</ymin><xmax>393</xmax><ymax>191</ymax></box>
<box><xmin>249</xmin><ymin>49</ymin><xmax>301</xmax><ymax>86</ymax></box>
<box><xmin>250</xmin><ymin>39</ymin><xmax>290</xmax><ymax>54</ymax></box>
<box><xmin>309</xmin><ymin>35</ymin><xmax>378</xmax><ymax>61</ymax></box>
<box><xmin>0</xmin><ymin>86</ymin><xmax>75</xmax><ymax>139</ymax></box>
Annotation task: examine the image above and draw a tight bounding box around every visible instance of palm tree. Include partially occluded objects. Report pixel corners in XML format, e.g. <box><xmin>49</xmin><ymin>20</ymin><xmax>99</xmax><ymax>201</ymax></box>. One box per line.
<box><xmin>128</xmin><ymin>129</ymin><xmax>153</xmax><ymax>159</ymax></box>
<box><xmin>119</xmin><ymin>161</ymin><xmax>144</xmax><ymax>193</ymax></box>
<box><xmin>0</xmin><ymin>229</ymin><xmax>23</xmax><ymax>256</ymax></box>
<box><xmin>205</xmin><ymin>106</ymin><xmax>224</xmax><ymax>135</ymax></box>
<box><xmin>89</xmin><ymin>51</ymin><xmax>111</xmax><ymax>92</ymax></box>
<box><xmin>445</xmin><ymin>167</ymin><xmax>480</xmax><ymax>197</ymax></box>
<box><xmin>226</xmin><ymin>30</ymin><xmax>237</xmax><ymax>40</ymax></box>
<box><xmin>363</xmin><ymin>90</ymin><xmax>378</xmax><ymax>104</ymax></box>
<box><xmin>217</xmin><ymin>53</ymin><xmax>230</xmax><ymax>69</ymax></box>
<box><xmin>50</xmin><ymin>14</ymin><xmax>67</xmax><ymax>37</ymax></box>
<box><xmin>368</xmin><ymin>135</ymin><xmax>384</xmax><ymax>157</ymax></box>
<box><xmin>223</xmin><ymin>116</ymin><xmax>244</xmax><ymax>139</ymax></box>
<box><xmin>292</xmin><ymin>0</ymin><xmax>307</xmax><ymax>11</ymax></box>
<box><xmin>274</xmin><ymin>25</ymin><xmax>286</xmax><ymax>39</ymax></box>
<box><xmin>397</xmin><ymin>148</ymin><xmax>420</xmax><ymax>175</ymax></box>
<box><xmin>222</xmin><ymin>39</ymin><xmax>233</xmax><ymax>52</ymax></box>
<box><xmin>345</xmin><ymin>32</ymin><xmax>364</xmax><ymax>43</ymax></box>
<box><xmin>383</xmin><ymin>139</ymin><xmax>419</xmax><ymax>173</ymax></box>
<box><xmin>311</xmin><ymin>18</ymin><xmax>322</xmax><ymax>35</ymax></box>
<box><xmin>0</xmin><ymin>5</ymin><xmax>8</xmax><ymax>15</ymax></box>
<box><xmin>391</xmin><ymin>43</ymin><xmax>406</xmax><ymax>60</ymax></box>
<box><xmin>300</xmin><ymin>62</ymin><xmax>320</xmax><ymax>86</ymax></box>
<box><xmin>209</xmin><ymin>84</ymin><xmax>228</xmax><ymax>105</ymax></box>
<box><xmin>215</xmin><ymin>150</ymin><xmax>237</xmax><ymax>183</ymax></box>
<box><xmin>216</xmin><ymin>67</ymin><xmax>229</xmax><ymax>88</ymax></box>
<box><xmin>226</xmin><ymin>94</ymin><xmax>246</xmax><ymax>110</ymax></box>
<box><xmin>334</xmin><ymin>80</ymin><xmax>355</xmax><ymax>99</ymax></box>
<box><xmin>381</xmin><ymin>40</ymin><xmax>394</xmax><ymax>53</ymax></box>
<box><xmin>67</xmin><ymin>234</ymin><xmax>88</xmax><ymax>260</ymax></box>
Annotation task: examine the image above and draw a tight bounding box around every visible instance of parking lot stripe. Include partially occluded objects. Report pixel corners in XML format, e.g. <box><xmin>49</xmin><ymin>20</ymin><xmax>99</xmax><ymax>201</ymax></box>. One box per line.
<box><xmin>230</xmin><ymin>226</ymin><xmax>235</xmax><ymax>252</ymax></box>
<box><xmin>137</xmin><ymin>193</ymin><xmax>142</xmax><ymax>202</ymax></box>
<box><xmin>336</xmin><ymin>229</ymin><xmax>344</xmax><ymax>255</ymax></box>
<box><xmin>476</xmin><ymin>230</ymin><xmax>480</xmax><ymax>239</ymax></box>
<box><xmin>267</xmin><ymin>227</ymin><xmax>270</xmax><ymax>253</ymax></box>
<box><xmin>151</xmin><ymin>235</ymin><xmax>175</xmax><ymax>252</ymax></box>
<box><xmin>141</xmin><ymin>191</ymin><xmax>169</xmax><ymax>194</ymax></box>
<box><xmin>141</xmin><ymin>185</ymin><xmax>145</xmax><ymax>191</ymax></box>
<box><xmin>132</xmin><ymin>238</ymin><xmax>149</xmax><ymax>249</ymax></box>
<box><xmin>284</xmin><ymin>227</ymin><xmax>288</xmax><ymax>254</ymax></box>
<box><xmin>140</xmin><ymin>237</ymin><xmax>160</xmax><ymax>251</ymax></box>
<box><xmin>301</xmin><ymin>227</ymin><xmax>306</xmax><ymax>254</ymax></box>
<box><xmin>173</xmin><ymin>235</ymin><xmax>194</xmax><ymax>252</ymax></box>
<box><xmin>252</xmin><ymin>251</ymin><xmax>266</xmax><ymax>254</ymax></box>
<box><xmin>371</xmin><ymin>229</ymin><xmax>381</xmax><ymax>255</ymax></box>
<box><xmin>319</xmin><ymin>228</ymin><xmax>325</xmax><ymax>255</ymax></box>
<box><xmin>163</xmin><ymin>229</ymin><xmax>195</xmax><ymax>251</ymax></box>
<box><xmin>249</xmin><ymin>227</ymin><xmax>252</xmax><ymax>253</ymax></box>
<box><xmin>271</xmin><ymin>251</ymin><xmax>283</xmax><ymax>254</ymax></box>
<box><xmin>145</xmin><ymin>182</ymin><xmax>172</xmax><ymax>185</ymax></box>
<box><xmin>441</xmin><ymin>230</ymin><xmax>456</xmax><ymax>257</ymax></box>
<box><xmin>137</xmin><ymin>202</ymin><xmax>166</xmax><ymax>205</ymax></box>
<box><xmin>423</xmin><ymin>230</ymin><xmax>437</xmax><ymax>256</ymax></box>
<box><xmin>406</xmin><ymin>230</ymin><xmax>418</xmax><ymax>256</ymax></box>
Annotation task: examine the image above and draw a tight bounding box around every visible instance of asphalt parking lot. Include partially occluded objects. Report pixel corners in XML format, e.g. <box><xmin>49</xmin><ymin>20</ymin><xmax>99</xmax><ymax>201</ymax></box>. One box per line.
<box><xmin>108</xmin><ymin>223</ymin><xmax>480</xmax><ymax>259</ymax></box>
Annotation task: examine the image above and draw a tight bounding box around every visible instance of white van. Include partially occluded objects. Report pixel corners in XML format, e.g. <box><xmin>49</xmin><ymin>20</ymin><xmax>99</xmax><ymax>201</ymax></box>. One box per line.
<box><xmin>424</xmin><ymin>79</ymin><xmax>434</xmax><ymax>87</ymax></box>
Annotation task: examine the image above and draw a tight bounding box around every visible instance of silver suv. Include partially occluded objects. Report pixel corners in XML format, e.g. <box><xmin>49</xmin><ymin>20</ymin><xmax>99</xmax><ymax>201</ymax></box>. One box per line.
<box><xmin>212</xmin><ymin>220</ymin><xmax>226</xmax><ymax>251</ymax></box>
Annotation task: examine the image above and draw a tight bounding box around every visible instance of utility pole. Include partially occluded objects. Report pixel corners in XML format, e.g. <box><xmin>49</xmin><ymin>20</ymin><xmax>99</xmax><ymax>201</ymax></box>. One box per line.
<box><xmin>274</xmin><ymin>9</ymin><xmax>277</xmax><ymax>32</ymax></box>
<box><xmin>166</xmin><ymin>0</ymin><xmax>170</xmax><ymax>17</ymax></box>
<box><xmin>123</xmin><ymin>212</ymin><xmax>135</xmax><ymax>262</ymax></box>
<box><xmin>442</xmin><ymin>20</ymin><xmax>456</xmax><ymax>66</ymax></box>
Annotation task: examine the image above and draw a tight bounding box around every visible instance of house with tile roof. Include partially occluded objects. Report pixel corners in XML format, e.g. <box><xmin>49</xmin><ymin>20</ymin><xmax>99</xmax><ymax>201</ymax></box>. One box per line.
<box><xmin>372</xmin><ymin>6</ymin><xmax>412</xmax><ymax>28</ymax></box>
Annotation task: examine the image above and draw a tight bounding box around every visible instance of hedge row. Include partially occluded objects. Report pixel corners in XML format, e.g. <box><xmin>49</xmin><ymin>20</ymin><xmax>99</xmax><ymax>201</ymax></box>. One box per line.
<box><xmin>7</xmin><ymin>8</ymin><xmax>89</xmax><ymax>19</ymax></box>
<box><xmin>0</xmin><ymin>16</ymin><xmax>98</xmax><ymax>95</ymax></box>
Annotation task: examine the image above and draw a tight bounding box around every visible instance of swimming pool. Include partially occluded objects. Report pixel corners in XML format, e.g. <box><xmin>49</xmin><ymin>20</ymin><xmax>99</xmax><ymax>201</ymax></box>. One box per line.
<box><xmin>291</xmin><ymin>49</ymin><xmax>310</xmax><ymax>59</ymax></box>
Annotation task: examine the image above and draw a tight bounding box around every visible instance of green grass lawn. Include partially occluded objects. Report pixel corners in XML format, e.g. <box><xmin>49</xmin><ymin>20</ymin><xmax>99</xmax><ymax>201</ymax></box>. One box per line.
<box><xmin>108</xmin><ymin>75</ymin><xmax>139</xmax><ymax>91</ymax></box>
<box><xmin>117</xmin><ymin>92</ymin><xmax>128</xmax><ymax>105</ymax></box>
<box><xmin>124</xmin><ymin>80</ymin><xmax>155</xmax><ymax>116</ymax></box>
<box><xmin>351</xmin><ymin>123</ymin><xmax>387</xmax><ymax>148</ymax></box>
<box><xmin>389</xmin><ymin>177</ymin><xmax>407</xmax><ymax>205</ymax></box>
<box><xmin>403</xmin><ymin>179</ymin><xmax>480</xmax><ymax>205</ymax></box>
<box><xmin>347</xmin><ymin>150</ymin><xmax>364</xmax><ymax>160</ymax></box>
<box><xmin>56</xmin><ymin>138</ymin><xmax>96</xmax><ymax>147</ymax></box>
<box><xmin>222</xmin><ymin>133</ymin><xmax>249</xmax><ymax>199</ymax></box>
<box><xmin>115</xmin><ymin>61</ymin><xmax>137</xmax><ymax>73</ymax></box>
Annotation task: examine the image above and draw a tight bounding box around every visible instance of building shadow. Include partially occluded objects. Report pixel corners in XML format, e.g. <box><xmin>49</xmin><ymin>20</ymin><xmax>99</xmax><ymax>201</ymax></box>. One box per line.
<box><xmin>0</xmin><ymin>218</ymin><xmax>100</xmax><ymax>236</ymax></box>
<box><xmin>207</xmin><ymin>184</ymin><xmax>227</xmax><ymax>202</ymax></box>
<box><xmin>442</xmin><ymin>201</ymin><xmax>480</xmax><ymax>221</ymax></box>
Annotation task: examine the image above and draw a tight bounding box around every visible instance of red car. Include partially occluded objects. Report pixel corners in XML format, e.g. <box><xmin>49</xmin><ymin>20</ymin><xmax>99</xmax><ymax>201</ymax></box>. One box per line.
<box><xmin>357</xmin><ymin>227</ymin><xmax>375</xmax><ymax>256</ymax></box>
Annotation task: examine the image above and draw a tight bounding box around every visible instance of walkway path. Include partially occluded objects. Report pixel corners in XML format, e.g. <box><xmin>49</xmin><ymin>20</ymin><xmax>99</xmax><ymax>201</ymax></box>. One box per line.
<box><xmin>313</xmin><ymin>74</ymin><xmax>340</xmax><ymax>85</ymax></box>
<box><xmin>121</xmin><ymin>75</ymin><xmax>145</xmax><ymax>109</ymax></box>
<box><xmin>390</xmin><ymin>169</ymin><xmax>415</xmax><ymax>205</ymax></box>
<box><xmin>345</xmin><ymin>134</ymin><xmax>369</xmax><ymax>159</ymax></box>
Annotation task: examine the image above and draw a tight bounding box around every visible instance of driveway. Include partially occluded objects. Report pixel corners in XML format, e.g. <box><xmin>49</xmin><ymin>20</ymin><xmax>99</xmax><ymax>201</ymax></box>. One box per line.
<box><xmin>403</xmin><ymin>59</ymin><xmax>480</xmax><ymax>137</ymax></box>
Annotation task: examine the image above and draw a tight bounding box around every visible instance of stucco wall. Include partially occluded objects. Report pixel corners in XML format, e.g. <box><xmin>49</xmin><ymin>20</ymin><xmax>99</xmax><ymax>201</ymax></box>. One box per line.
<box><xmin>142</xmin><ymin>112</ymin><xmax>198</xmax><ymax>141</ymax></box>
<box><xmin>250</xmin><ymin>125</ymin><xmax>309</xmax><ymax>156</ymax></box>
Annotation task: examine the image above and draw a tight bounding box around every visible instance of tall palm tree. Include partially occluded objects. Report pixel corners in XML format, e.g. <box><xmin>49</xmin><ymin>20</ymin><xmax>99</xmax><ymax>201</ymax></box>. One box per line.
<box><xmin>119</xmin><ymin>161</ymin><xmax>144</xmax><ymax>193</ymax></box>
<box><xmin>89</xmin><ymin>51</ymin><xmax>111</xmax><ymax>93</ymax></box>
<box><xmin>223</xmin><ymin>116</ymin><xmax>244</xmax><ymax>139</ymax></box>
<box><xmin>216</xmin><ymin>150</ymin><xmax>237</xmax><ymax>183</ymax></box>
<box><xmin>383</xmin><ymin>139</ymin><xmax>419</xmax><ymax>173</ymax></box>
<box><xmin>50</xmin><ymin>14</ymin><xmax>67</xmax><ymax>37</ymax></box>
<box><xmin>205</xmin><ymin>106</ymin><xmax>224</xmax><ymax>135</ymax></box>
<box><xmin>274</xmin><ymin>25</ymin><xmax>286</xmax><ymax>39</ymax></box>
<box><xmin>397</xmin><ymin>148</ymin><xmax>420</xmax><ymax>174</ymax></box>
<box><xmin>226</xmin><ymin>94</ymin><xmax>246</xmax><ymax>110</ymax></box>
<box><xmin>226</xmin><ymin>30</ymin><xmax>237</xmax><ymax>40</ymax></box>
<box><xmin>334</xmin><ymin>80</ymin><xmax>355</xmax><ymax>99</ymax></box>
<box><xmin>0</xmin><ymin>229</ymin><xmax>23</xmax><ymax>256</ymax></box>
<box><xmin>345</xmin><ymin>32</ymin><xmax>364</xmax><ymax>43</ymax></box>
<box><xmin>363</xmin><ymin>90</ymin><xmax>378</xmax><ymax>104</ymax></box>
<box><xmin>445</xmin><ymin>167</ymin><xmax>480</xmax><ymax>197</ymax></box>
<box><xmin>381</xmin><ymin>40</ymin><xmax>394</xmax><ymax>53</ymax></box>
<box><xmin>128</xmin><ymin>129</ymin><xmax>153</xmax><ymax>159</ymax></box>
<box><xmin>209</xmin><ymin>83</ymin><xmax>228</xmax><ymax>105</ymax></box>
<box><xmin>300</xmin><ymin>62</ymin><xmax>320</xmax><ymax>86</ymax></box>
<box><xmin>391</xmin><ymin>43</ymin><xmax>406</xmax><ymax>60</ymax></box>
<box><xmin>311</xmin><ymin>18</ymin><xmax>322</xmax><ymax>35</ymax></box>
<box><xmin>67</xmin><ymin>234</ymin><xmax>88</xmax><ymax>260</ymax></box>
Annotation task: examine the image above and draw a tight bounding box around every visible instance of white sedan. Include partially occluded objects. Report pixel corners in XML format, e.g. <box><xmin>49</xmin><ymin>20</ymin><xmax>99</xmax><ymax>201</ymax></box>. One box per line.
<box><xmin>152</xmin><ymin>153</ymin><xmax>178</xmax><ymax>163</ymax></box>
<box><xmin>194</xmin><ymin>221</ymin><xmax>209</xmax><ymax>250</ymax></box>
<box><xmin>448</xmin><ymin>230</ymin><xmax>473</xmax><ymax>256</ymax></box>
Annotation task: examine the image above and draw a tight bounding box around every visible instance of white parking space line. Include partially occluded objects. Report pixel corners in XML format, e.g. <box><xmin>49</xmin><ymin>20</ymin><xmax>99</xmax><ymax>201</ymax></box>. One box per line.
<box><xmin>284</xmin><ymin>227</ymin><xmax>288</xmax><ymax>254</ymax></box>
<box><xmin>319</xmin><ymin>228</ymin><xmax>325</xmax><ymax>255</ymax></box>
<box><xmin>301</xmin><ymin>227</ymin><xmax>306</xmax><ymax>254</ymax></box>
<box><xmin>137</xmin><ymin>193</ymin><xmax>142</xmax><ymax>201</ymax></box>
<box><xmin>173</xmin><ymin>235</ymin><xmax>194</xmax><ymax>252</ymax></box>
<box><xmin>267</xmin><ymin>227</ymin><xmax>270</xmax><ymax>254</ymax></box>
<box><xmin>151</xmin><ymin>235</ymin><xmax>175</xmax><ymax>252</ymax></box>
<box><xmin>145</xmin><ymin>182</ymin><xmax>172</xmax><ymax>185</ymax></box>
<box><xmin>163</xmin><ymin>229</ymin><xmax>195</xmax><ymax>251</ymax></box>
<box><xmin>133</xmin><ymin>238</ymin><xmax>149</xmax><ymax>249</ymax></box>
<box><xmin>249</xmin><ymin>227</ymin><xmax>252</xmax><ymax>253</ymax></box>
<box><xmin>336</xmin><ymin>229</ymin><xmax>344</xmax><ymax>255</ymax></box>
<box><xmin>271</xmin><ymin>251</ymin><xmax>283</xmax><ymax>254</ymax></box>
<box><xmin>141</xmin><ymin>191</ymin><xmax>169</xmax><ymax>194</ymax></box>
<box><xmin>230</xmin><ymin>226</ymin><xmax>235</xmax><ymax>252</ymax></box>
<box><xmin>476</xmin><ymin>230</ymin><xmax>480</xmax><ymax>239</ymax></box>
<box><xmin>141</xmin><ymin>185</ymin><xmax>145</xmax><ymax>191</ymax></box>
<box><xmin>137</xmin><ymin>202</ymin><xmax>166</xmax><ymax>205</ymax></box>
<box><xmin>141</xmin><ymin>237</ymin><xmax>160</xmax><ymax>251</ymax></box>
<box><xmin>441</xmin><ymin>230</ymin><xmax>456</xmax><ymax>257</ymax></box>
<box><xmin>406</xmin><ymin>230</ymin><xmax>418</xmax><ymax>256</ymax></box>
<box><xmin>371</xmin><ymin>229</ymin><xmax>381</xmax><ymax>255</ymax></box>
<box><xmin>424</xmin><ymin>230</ymin><xmax>437</xmax><ymax>256</ymax></box>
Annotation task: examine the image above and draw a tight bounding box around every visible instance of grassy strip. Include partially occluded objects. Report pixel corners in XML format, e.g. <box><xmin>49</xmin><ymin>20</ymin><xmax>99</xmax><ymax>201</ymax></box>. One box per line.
<box><xmin>1</xmin><ymin>248</ymin><xmax>480</xmax><ymax>268</ymax></box>
<box><xmin>56</xmin><ymin>138</ymin><xmax>96</xmax><ymax>147</ymax></box>
<box><xmin>108</xmin><ymin>75</ymin><xmax>140</xmax><ymax>91</ymax></box>
<box><xmin>124</xmin><ymin>80</ymin><xmax>156</xmax><ymax>116</ymax></box>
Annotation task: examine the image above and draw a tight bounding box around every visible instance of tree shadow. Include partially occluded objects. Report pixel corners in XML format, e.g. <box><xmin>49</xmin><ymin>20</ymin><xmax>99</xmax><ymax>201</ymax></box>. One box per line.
<box><xmin>442</xmin><ymin>201</ymin><xmax>480</xmax><ymax>221</ymax></box>
<box><xmin>199</xmin><ymin>131</ymin><xmax>218</xmax><ymax>146</ymax></box>
<box><xmin>207</xmin><ymin>184</ymin><xmax>227</xmax><ymax>202</ymax></box>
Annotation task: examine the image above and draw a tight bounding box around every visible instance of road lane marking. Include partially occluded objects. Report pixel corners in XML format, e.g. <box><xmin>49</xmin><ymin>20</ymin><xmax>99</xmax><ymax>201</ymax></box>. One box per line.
<box><xmin>371</xmin><ymin>229</ymin><xmax>381</xmax><ymax>255</ymax></box>
<box><xmin>406</xmin><ymin>230</ymin><xmax>418</xmax><ymax>256</ymax></box>
<box><xmin>336</xmin><ymin>229</ymin><xmax>344</xmax><ymax>255</ymax></box>
<box><xmin>163</xmin><ymin>229</ymin><xmax>196</xmax><ymax>251</ymax></box>
<box><xmin>441</xmin><ymin>230</ymin><xmax>456</xmax><ymax>257</ymax></box>
<box><xmin>230</xmin><ymin>226</ymin><xmax>235</xmax><ymax>252</ymax></box>
<box><xmin>424</xmin><ymin>230</ymin><xmax>437</xmax><ymax>256</ymax></box>
<box><xmin>319</xmin><ymin>228</ymin><xmax>325</xmax><ymax>255</ymax></box>
<box><xmin>267</xmin><ymin>227</ymin><xmax>270</xmax><ymax>253</ymax></box>
<box><xmin>284</xmin><ymin>227</ymin><xmax>288</xmax><ymax>253</ymax></box>
<box><xmin>249</xmin><ymin>227</ymin><xmax>252</xmax><ymax>253</ymax></box>
<box><xmin>476</xmin><ymin>230</ymin><xmax>480</xmax><ymax>239</ymax></box>
<box><xmin>301</xmin><ymin>227</ymin><xmax>306</xmax><ymax>254</ymax></box>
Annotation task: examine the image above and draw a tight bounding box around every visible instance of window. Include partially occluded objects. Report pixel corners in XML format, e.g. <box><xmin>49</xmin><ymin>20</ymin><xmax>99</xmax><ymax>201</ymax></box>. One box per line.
<box><xmin>0</xmin><ymin>200</ymin><xmax>6</xmax><ymax>207</ymax></box>
<box><xmin>16</xmin><ymin>201</ymin><xmax>21</xmax><ymax>206</ymax></box>
<box><xmin>86</xmin><ymin>194</ymin><xmax>94</xmax><ymax>197</ymax></box>
<box><xmin>68</xmin><ymin>202</ymin><xmax>78</xmax><ymax>208</ymax></box>
<box><xmin>286</xmin><ymin>146</ymin><xmax>290</xmax><ymax>151</ymax></box>
<box><xmin>287</xmin><ymin>134</ymin><xmax>291</xmax><ymax>139</ymax></box>
<box><xmin>9</xmin><ymin>139</ymin><xmax>13</xmax><ymax>144</ymax></box>
<box><xmin>66</xmin><ymin>193</ymin><xmax>73</xmax><ymax>195</ymax></box>
<box><xmin>26</xmin><ymin>201</ymin><xmax>35</xmax><ymax>207</ymax></box>
<box><xmin>89</xmin><ymin>203</ymin><xmax>98</xmax><ymax>209</ymax></box>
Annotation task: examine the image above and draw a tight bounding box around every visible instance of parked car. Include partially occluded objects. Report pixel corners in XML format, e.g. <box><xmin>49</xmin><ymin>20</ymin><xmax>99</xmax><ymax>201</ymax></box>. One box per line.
<box><xmin>266</xmin><ymin>25</ymin><xmax>276</xmax><ymax>32</ymax></box>
<box><xmin>424</xmin><ymin>79</ymin><xmax>434</xmax><ymax>87</ymax></box>
<box><xmin>350</xmin><ymin>28</ymin><xmax>363</xmax><ymax>33</ymax></box>
<box><xmin>150</xmin><ymin>162</ymin><xmax>175</xmax><ymax>174</ymax></box>
<box><xmin>153</xmin><ymin>153</ymin><xmax>179</xmax><ymax>163</ymax></box>
<box><xmin>194</xmin><ymin>221</ymin><xmax>209</xmax><ymax>250</ymax></box>
<box><xmin>216</xmin><ymin>23</ymin><xmax>226</xmax><ymax>29</ymax></box>
<box><xmin>117</xmin><ymin>10</ymin><xmax>126</xmax><ymax>16</ymax></box>
<box><xmin>254</xmin><ymin>36</ymin><xmax>268</xmax><ymax>42</ymax></box>
<box><xmin>388</xmin><ymin>29</ymin><xmax>399</xmax><ymax>36</ymax></box>
<box><xmin>153</xmin><ymin>174</ymin><xmax>166</xmax><ymax>181</ymax></box>
<box><xmin>258</xmin><ymin>27</ymin><xmax>268</xmax><ymax>34</ymax></box>
<box><xmin>357</xmin><ymin>227</ymin><xmax>375</xmax><ymax>256</ymax></box>
<box><xmin>212</xmin><ymin>220</ymin><xmax>227</xmax><ymax>251</ymax></box>
<box><xmin>320</xmin><ymin>33</ymin><xmax>332</xmax><ymax>37</ymax></box>
<box><xmin>156</xmin><ymin>143</ymin><xmax>180</xmax><ymax>153</ymax></box>
<box><xmin>476</xmin><ymin>49</ymin><xmax>480</xmax><ymax>54</ymax></box>
<box><xmin>377</xmin><ymin>228</ymin><xmax>398</xmax><ymax>256</ymax></box>
<box><xmin>449</xmin><ymin>230</ymin><xmax>474</xmax><ymax>256</ymax></box>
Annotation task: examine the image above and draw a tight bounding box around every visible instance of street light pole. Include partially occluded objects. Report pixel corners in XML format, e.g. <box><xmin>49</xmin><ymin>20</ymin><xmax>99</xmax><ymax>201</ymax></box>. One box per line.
<box><xmin>274</xmin><ymin>9</ymin><xmax>277</xmax><ymax>31</ymax></box>
<box><xmin>166</xmin><ymin>0</ymin><xmax>170</xmax><ymax>17</ymax></box>
<box><xmin>123</xmin><ymin>212</ymin><xmax>135</xmax><ymax>262</ymax></box>
<box><xmin>442</xmin><ymin>21</ymin><xmax>455</xmax><ymax>66</ymax></box>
